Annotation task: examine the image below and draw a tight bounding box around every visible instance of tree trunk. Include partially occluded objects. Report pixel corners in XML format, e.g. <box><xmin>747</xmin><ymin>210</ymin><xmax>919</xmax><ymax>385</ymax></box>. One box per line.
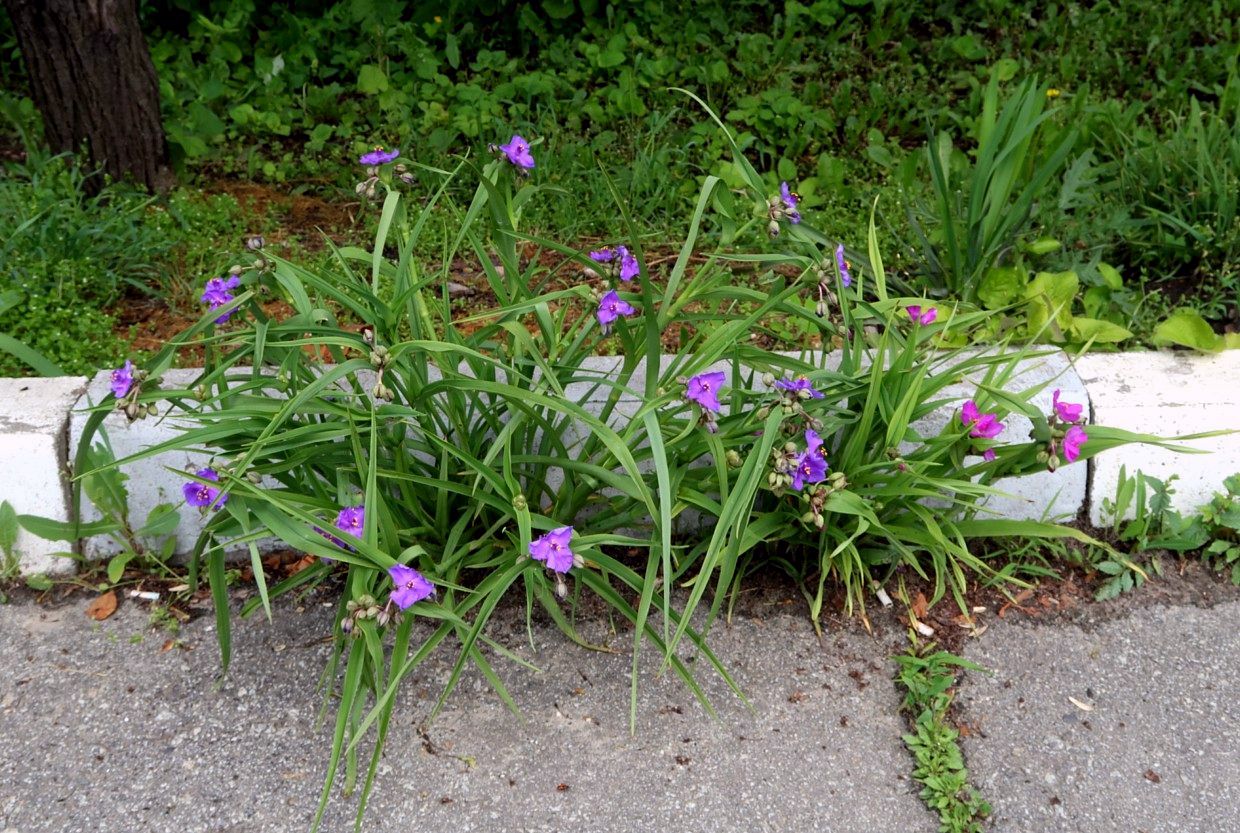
<box><xmin>3</xmin><ymin>0</ymin><xmax>172</xmax><ymax>192</ymax></box>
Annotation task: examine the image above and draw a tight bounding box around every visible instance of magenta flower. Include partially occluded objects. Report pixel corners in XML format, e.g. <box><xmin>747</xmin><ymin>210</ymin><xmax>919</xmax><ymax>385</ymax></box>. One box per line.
<box><xmin>961</xmin><ymin>400</ymin><xmax>1004</xmax><ymax>439</ymax></box>
<box><xmin>779</xmin><ymin>182</ymin><xmax>802</xmax><ymax>224</ymax></box>
<box><xmin>529</xmin><ymin>526</ymin><xmax>575</xmax><ymax>574</ymax></box>
<box><xmin>983</xmin><ymin>449</ymin><xmax>996</xmax><ymax>462</ymax></box>
<box><xmin>775</xmin><ymin>377</ymin><xmax>824</xmax><ymax>399</ymax></box>
<box><xmin>907</xmin><ymin>305</ymin><xmax>937</xmax><ymax>325</ymax></box>
<box><xmin>202</xmin><ymin>276</ymin><xmax>242</xmax><ymax>324</ymax></box>
<box><xmin>388</xmin><ymin>563</ymin><xmax>434</xmax><ymax>609</ymax></box>
<box><xmin>834</xmin><ymin>244</ymin><xmax>853</xmax><ymax>289</ymax></box>
<box><xmin>110</xmin><ymin>360</ymin><xmax>134</xmax><ymax>398</ymax></box>
<box><xmin>359</xmin><ymin>147</ymin><xmax>400</xmax><ymax>166</ymax></box>
<box><xmin>498</xmin><ymin>134</ymin><xmax>535</xmax><ymax>169</ymax></box>
<box><xmin>685</xmin><ymin>371</ymin><xmax>727</xmax><ymax>413</ymax></box>
<box><xmin>1062</xmin><ymin>425</ymin><xmax>1088</xmax><ymax>463</ymax></box>
<box><xmin>1052</xmin><ymin>389</ymin><xmax>1083</xmax><ymax>423</ymax></box>
<box><xmin>596</xmin><ymin>290</ymin><xmax>636</xmax><ymax>334</ymax></box>
<box><xmin>183</xmin><ymin>467</ymin><xmax>226</xmax><ymax>510</ymax></box>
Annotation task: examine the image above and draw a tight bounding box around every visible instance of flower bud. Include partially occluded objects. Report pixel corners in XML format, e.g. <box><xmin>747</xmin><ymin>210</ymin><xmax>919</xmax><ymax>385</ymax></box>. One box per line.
<box><xmin>376</xmin><ymin>608</ymin><xmax>391</xmax><ymax>627</ymax></box>
<box><xmin>229</xmin><ymin>264</ymin><xmax>243</xmax><ymax>276</ymax></box>
<box><xmin>761</xmin><ymin>373</ymin><xmax>776</xmax><ymax>387</ymax></box>
<box><xmin>725</xmin><ymin>450</ymin><xmax>742</xmax><ymax>468</ymax></box>
<box><xmin>144</xmin><ymin>403</ymin><xmax>159</xmax><ymax>417</ymax></box>
<box><xmin>555</xmin><ymin>576</ymin><xmax>569</xmax><ymax>599</ymax></box>
<box><xmin>801</xmin><ymin>511</ymin><xmax>816</xmax><ymax>524</ymax></box>
<box><xmin>246</xmin><ymin>470</ymin><xmax>262</xmax><ymax>484</ymax></box>
<box><xmin>340</xmin><ymin>617</ymin><xmax>353</xmax><ymax>635</ymax></box>
<box><xmin>768</xmin><ymin>220</ymin><xmax>781</xmax><ymax>238</ymax></box>
<box><xmin>124</xmin><ymin>402</ymin><xmax>140</xmax><ymax>421</ymax></box>
<box><xmin>768</xmin><ymin>472</ymin><xmax>779</xmax><ymax>488</ymax></box>
<box><xmin>1046</xmin><ymin>455</ymin><xmax>1059</xmax><ymax>472</ymax></box>
<box><xmin>245</xmin><ymin>235</ymin><xmax>265</xmax><ymax>251</ymax></box>
<box><xmin>815</xmin><ymin>300</ymin><xmax>827</xmax><ymax>318</ymax></box>
<box><xmin>512</xmin><ymin>494</ymin><xmax>528</xmax><ymax>512</ymax></box>
<box><xmin>784</xmin><ymin>442</ymin><xmax>798</xmax><ymax>454</ymax></box>
<box><xmin>757</xmin><ymin>406</ymin><xmax>771</xmax><ymax>420</ymax></box>
<box><xmin>814</xmin><ymin>514</ymin><xmax>825</xmax><ymax>529</ymax></box>
<box><xmin>355</xmin><ymin>182</ymin><xmax>368</xmax><ymax>196</ymax></box>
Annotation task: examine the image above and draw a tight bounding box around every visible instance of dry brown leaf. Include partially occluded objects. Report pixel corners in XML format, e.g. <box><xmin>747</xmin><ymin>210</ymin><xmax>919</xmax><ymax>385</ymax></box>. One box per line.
<box><xmin>288</xmin><ymin>555</ymin><xmax>316</xmax><ymax>575</ymax></box>
<box><xmin>85</xmin><ymin>591</ymin><xmax>118</xmax><ymax>621</ymax></box>
<box><xmin>911</xmin><ymin>592</ymin><xmax>929</xmax><ymax>619</ymax></box>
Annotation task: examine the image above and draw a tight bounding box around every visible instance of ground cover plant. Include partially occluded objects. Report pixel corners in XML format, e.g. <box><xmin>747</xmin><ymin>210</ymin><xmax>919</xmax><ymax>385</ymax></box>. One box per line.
<box><xmin>56</xmin><ymin>110</ymin><xmax>1214</xmax><ymax>828</ymax></box>
<box><xmin>2</xmin><ymin>0</ymin><xmax>1238</xmax><ymax>370</ymax></box>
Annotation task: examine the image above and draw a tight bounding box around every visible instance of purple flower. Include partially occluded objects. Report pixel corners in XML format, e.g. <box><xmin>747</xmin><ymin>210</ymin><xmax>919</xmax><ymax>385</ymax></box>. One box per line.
<box><xmin>791</xmin><ymin>450</ymin><xmax>828</xmax><ymax>490</ymax></box>
<box><xmin>1063</xmin><ymin>425</ymin><xmax>1088</xmax><ymax>463</ymax></box>
<box><xmin>779</xmin><ymin>182</ymin><xmax>802</xmax><ymax>224</ymax></box>
<box><xmin>617</xmin><ymin>245</ymin><xmax>640</xmax><ymax>282</ymax></box>
<box><xmin>1052</xmin><ymin>389</ymin><xmax>1083</xmax><ymax>423</ymax></box>
<box><xmin>775</xmin><ymin>377</ymin><xmax>824</xmax><ymax>399</ymax></box>
<box><xmin>589</xmin><ymin>248</ymin><xmax>615</xmax><ymax>263</ymax></box>
<box><xmin>597</xmin><ymin>290</ymin><xmax>636</xmax><ymax>334</ymax></box>
<box><xmin>983</xmin><ymin>449</ymin><xmax>997</xmax><ymax>462</ymax></box>
<box><xmin>961</xmin><ymin>400</ymin><xmax>1004</xmax><ymax>439</ymax></box>
<box><xmin>110</xmin><ymin>360</ymin><xmax>134</xmax><ymax>398</ymax></box>
<box><xmin>202</xmin><ymin>275</ymin><xmax>242</xmax><ymax>324</ymax></box>
<box><xmin>388</xmin><ymin>563</ymin><xmax>434</xmax><ymax>609</ymax></box>
<box><xmin>335</xmin><ymin>506</ymin><xmax>365</xmax><ymax>539</ymax></box>
<box><xmin>359</xmin><ymin>146</ymin><xmax>400</xmax><ymax>166</ymax></box>
<box><xmin>907</xmin><ymin>305</ymin><xmax>937</xmax><ymax>325</ymax></box>
<box><xmin>182</xmin><ymin>467</ymin><xmax>226</xmax><ymax>510</ymax></box>
<box><xmin>685</xmin><ymin>371</ymin><xmax>727</xmax><ymax>413</ymax></box>
<box><xmin>498</xmin><ymin>134</ymin><xmax>535</xmax><ymax>169</ymax></box>
<box><xmin>529</xmin><ymin>526</ymin><xmax>575</xmax><ymax>574</ymax></box>
<box><xmin>835</xmin><ymin>244</ymin><xmax>853</xmax><ymax>288</ymax></box>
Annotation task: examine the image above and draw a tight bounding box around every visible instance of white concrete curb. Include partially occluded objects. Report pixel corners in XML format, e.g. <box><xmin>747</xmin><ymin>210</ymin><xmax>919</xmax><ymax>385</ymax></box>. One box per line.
<box><xmin>2</xmin><ymin>350</ymin><xmax>1236</xmax><ymax>576</ymax></box>
<box><xmin>0</xmin><ymin>377</ymin><xmax>88</xmax><ymax>576</ymax></box>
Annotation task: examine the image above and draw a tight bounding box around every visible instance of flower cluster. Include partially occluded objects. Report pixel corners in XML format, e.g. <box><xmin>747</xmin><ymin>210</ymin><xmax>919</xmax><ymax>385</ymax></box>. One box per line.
<box><xmin>1046</xmin><ymin>388</ymin><xmax>1088</xmax><ymax>469</ymax></box>
<box><xmin>767</xmin><ymin>181</ymin><xmax>801</xmax><ymax>236</ymax></box>
<box><xmin>961</xmin><ymin>400</ymin><xmax>1004</xmax><ymax>461</ymax></box>
<box><xmin>202</xmin><ymin>274</ymin><xmax>242</xmax><ymax>324</ymax></box>
<box><xmin>589</xmin><ymin>245</ymin><xmax>639</xmax><ymax>282</ymax></box>
<box><xmin>183</xmin><ymin>467</ymin><xmax>227</xmax><ymax>510</ymax></box>
<box><xmin>907</xmin><ymin>305</ymin><xmax>937</xmax><ymax>325</ymax></box>
<box><xmin>108</xmin><ymin>359</ymin><xmax>158</xmax><ymax>421</ymax></box>
<box><xmin>355</xmin><ymin>146</ymin><xmax>415</xmax><ymax>198</ymax></box>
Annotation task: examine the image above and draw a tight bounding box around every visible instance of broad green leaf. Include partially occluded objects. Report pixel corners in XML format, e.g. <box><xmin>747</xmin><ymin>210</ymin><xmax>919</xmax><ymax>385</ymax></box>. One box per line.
<box><xmin>357</xmin><ymin>64</ymin><xmax>388</xmax><ymax>94</ymax></box>
<box><xmin>978</xmin><ymin>266</ymin><xmax>1025</xmax><ymax>309</ymax></box>
<box><xmin>1152</xmin><ymin>309</ymin><xmax>1223</xmax><ymax>352</ymax></box>
<box><xmin>1069</xmin><ymin>317</ymin><xmax>1132</xmax><ymax>343</ymax></box>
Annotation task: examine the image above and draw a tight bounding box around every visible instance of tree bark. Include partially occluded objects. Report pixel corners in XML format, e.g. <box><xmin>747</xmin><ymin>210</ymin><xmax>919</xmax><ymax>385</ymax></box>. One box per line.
<box><xmin>3</xmin><ymin>0</ymin><xmax>173</xmax><ymax>192</ymax></box>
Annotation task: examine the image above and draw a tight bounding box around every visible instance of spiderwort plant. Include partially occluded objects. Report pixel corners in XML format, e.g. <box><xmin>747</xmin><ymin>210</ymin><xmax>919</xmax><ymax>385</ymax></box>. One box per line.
<box><xmin>64</xmin><ymin>104</ymin><xmax>1204</xmax><ymax>832</ymax></box>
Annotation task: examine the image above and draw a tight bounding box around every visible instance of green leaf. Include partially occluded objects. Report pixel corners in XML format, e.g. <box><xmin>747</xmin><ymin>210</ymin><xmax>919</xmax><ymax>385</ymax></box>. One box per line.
<box><xmin>25</xmin><ymin>574</ymin><xmax>53</xmax><ymax>591</ymax></box>
<box><xmin>990</xmin><ymin>58</ymin><xmax>1020</xmax><ymax>82</ymax></box>
<box><xmin>978</xmin><ymin>266</ymin><xmax>1025</xmax><ymax>309</ymax></box>
<box><xmin>0</xmin><ymin>334</ymin><xmax>64</xmax><ymax>377</ymax></box>
<box><xmin>107</xmin><ymin>551</ymin><xmax>135</xmax><ymax>584</ymax></box>
<box><xmin>17</xmin><ymin>514</ymin><xmax>120</xmax><ymax>541</ymax></box>
<box><xmin>1024</xmin><ymin>270</ymin><xmax>1079</xmax><ymax>338</ymax></box>
<box><xmin>1097</xmin><ymin>262</ymin><xmax>1124</xmax><ymax>290</ymax></box>
<box><xmin>1025</xmin><ymin>237</ymin><xmax>1061</xmax><ymax>255</ymax></box>
<box><xmin>1152</xmin><ymin>309</ymin><xmax>1223</xmax><ymax>352</ymax></box>
<box><xmin>138</xmin><ymin>504</ymin><xmax>181</xmax><ymax>538</ymax></box>
<box><xmin>0</xmin><ymin>501</ymin><xmax>17</xmax><ymax>557</ymax></box>
<box><xmin>357</xmin><ymin>64</ymin><xmax>389</xmax><ymax>95</ymax></box>
<box><xmin>1069</xmin><ymin>317</ymin><xmax>1132</xmax><ymax>343</ymax></box>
